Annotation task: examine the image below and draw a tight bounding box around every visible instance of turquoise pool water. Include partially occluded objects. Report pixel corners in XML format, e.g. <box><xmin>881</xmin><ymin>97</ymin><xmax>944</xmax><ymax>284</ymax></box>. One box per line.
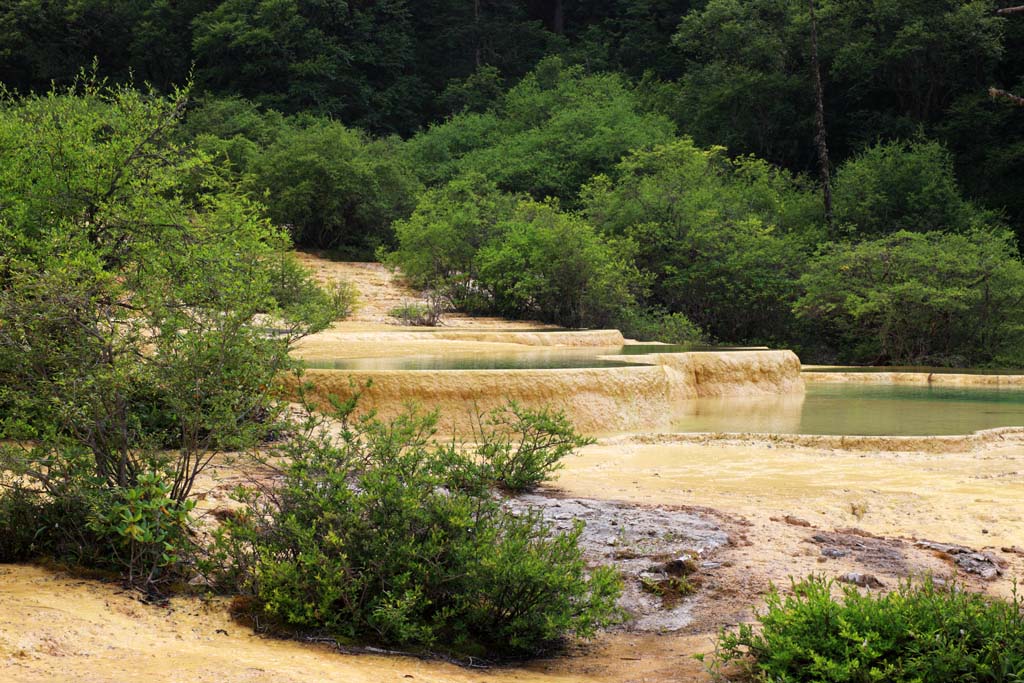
<box><xmin>672</xmin><ymin>383</ymin><xmax>1024</xmax><ymax>436</ymax></box>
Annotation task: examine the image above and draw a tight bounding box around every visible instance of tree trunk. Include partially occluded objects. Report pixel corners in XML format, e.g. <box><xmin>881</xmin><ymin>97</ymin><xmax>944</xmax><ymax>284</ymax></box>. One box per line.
<box><xmin>990</xmin><ymin>87</ymin><xmax>1024</xmax><ymax>106</ymax></box>
<box><xmin>474</xmin><ymin>0</ymin><xmax>482</xmax><ymax>68</ymax></box>
<box><xmin>552</xmin><ymin>0</ymin><xmax>564</xmax><ymax>34</ymax></box>
<box><xmin>989</xmin><ymin>7</ymin><xmax>1023</xmax><ymax>105</ymax></box>
<box><xmin>809</xmin><ymin>0</ymin><xmax>833</xmax><ymax>228</ymax></box>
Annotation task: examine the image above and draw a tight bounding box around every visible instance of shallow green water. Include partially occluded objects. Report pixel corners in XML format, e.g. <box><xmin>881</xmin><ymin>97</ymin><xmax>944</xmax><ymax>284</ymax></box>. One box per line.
<box><xmin>302</xmin><ymin>344</ymin><xmax>748</xmax><ymax>370</ymax></box>
<box><xmin>806</xmin><ymin>365</ymin><xmax>1024</xmax><ymax>376</ymax></box>
<box><xmin>672</xmin><ymin>383</ymin><xmax>1024</xmax><ymax>436</ymax></box>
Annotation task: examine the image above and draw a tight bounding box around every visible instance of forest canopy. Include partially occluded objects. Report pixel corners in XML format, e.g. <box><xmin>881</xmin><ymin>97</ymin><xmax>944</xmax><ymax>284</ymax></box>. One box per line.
<box><xmin>1</xmin><ymin>0</ymin><xmax>1023</xmax><ymax>364</ymax></box>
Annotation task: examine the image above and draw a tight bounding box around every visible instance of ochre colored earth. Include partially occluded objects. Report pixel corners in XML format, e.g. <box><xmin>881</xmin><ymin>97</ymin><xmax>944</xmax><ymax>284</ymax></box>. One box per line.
<box><xmin>5</xmin><ymin>254</ymin><xmax>1024</xmax><ymax>682</ymax></box>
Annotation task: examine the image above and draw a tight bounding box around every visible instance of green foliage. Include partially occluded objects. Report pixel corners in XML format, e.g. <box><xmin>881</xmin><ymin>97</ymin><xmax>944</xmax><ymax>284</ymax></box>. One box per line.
<box><xmin>190</xmin><ymin>0</ymin><xmax>419</xmax><ymax>133</ymax></box>
<box><xmin>476</xmin><ymin>199</ymin><xmax>643</xmax><ymax>328</ymax></box>
<box><xmin>438</xmin><ymin>65</ymin><xmax>505</xmax><ymax>115</ymax></box>
<box><xmin>387</xmin><ymin>179</ymin><xmax>644</xmax><ymax>328</ymax></box>
<box><xmin>248</xmin><ymin>119</ymin><xmax>420</xmax><ymax>255</ymax></box>
<box><xmin>0</xmin><ymin>80</ymin><xmax>340</xmax><ymax>593</ymax></box>
<box><xmin>672</xmin><ymin>0</ymin><xmax>813</xmax><ymax>169</ymax></box>
<box><xmin>86</xmin><ymin>472</ymin><xmax>195</xmax><ymax>593</ymax></box>
<box><xmin>406</xmin><ymin>58</ymin><xmax>675</xmax><ymax>203</ymax></box>
<box><xmin>833</xmin><ymin>139</ymin><xmax>996</xmax><ymax>236</ymax></box>
<box><xmin>710</xmin><ymin>576</ymin><xmax>1024</xmax><ymax>683</ymax></box>
<box><xmin>615</xmin><ymin>308</ymin><xmax>704</xmax><ymax>345</ymax></box>
<box><xmin>266</xmin><ymin>253</ymin><xmax>358</xmax><ymax>329</ymax></box>
<box><xmin>584</xmin><ymin>138</ymin><xmax>822</xmax><ymax>343</ymax></box>
<box><xmin>473</xmin><ymin>402</ymin><xmax>594</xmax><ymax>493</ymax></box>
<box><xmin>385</xmin><ymin>173</ymin><xmax>518</xmax><ymax>306</ymax></box>
<box><xmin>179</xmin><ymin>95</ymin><xmax>289</xmax><ymax>176</ymax></box>
<box><xmin>795</xmin><ymin>229</ymin><xmax>1024</xmax><ymax>365</ymax></box>
<box><xmin>1</xmin><ymin>1</ymin><xmax>1021</xmax><ymax>237</ymax></box>
<box><xmin>214</xmin><ymin>403</ymin><xmax>621</xmax><ymax>657</ymax></box>
<box><xmin>0</xmin><ymin>479</ymin><xmax>108</xmax><ymax>566</ymax></box>
<box><xmin>389</xmin><ymin>299</ymin><xmax>445</xmax><ymax>327</ymax></box>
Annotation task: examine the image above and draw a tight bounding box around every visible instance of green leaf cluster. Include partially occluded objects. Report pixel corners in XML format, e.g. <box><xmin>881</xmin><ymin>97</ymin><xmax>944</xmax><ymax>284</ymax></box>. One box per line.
<box><xmin>712</xmin><ymin>576</ymin><xmax>1024</xmax><ymax>683</ymax></box>
<box><xmin>386</xmin><ymin>174</ymin><xmax>648</xmax><ymax>329</ymax></box>
<box><xmin>795</xmin><ymin>229</ymin><xmax>1024</xmax><ymax>366</ymax></box>
<box><xmin>212</xmin><ymin>400</ymin><xmax>621</xmax><ymax>658</ymax></box>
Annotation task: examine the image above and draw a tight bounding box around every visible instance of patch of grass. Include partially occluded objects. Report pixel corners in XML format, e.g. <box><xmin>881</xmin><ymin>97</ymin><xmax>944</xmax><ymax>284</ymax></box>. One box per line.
<box><xmin>641</xmin><ymin>575</ymin><xmax>698</xmax><ymax>608</ymax></box>
<box><xmin>389</xmin><ymin>297</ymin><xmax>444</xmax><ymax>326</ymax></box>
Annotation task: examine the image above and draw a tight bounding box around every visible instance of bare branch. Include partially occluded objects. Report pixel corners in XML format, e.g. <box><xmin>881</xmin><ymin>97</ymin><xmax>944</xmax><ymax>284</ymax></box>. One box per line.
<box><xmin>996</xmin><ymin>5</ymin><xmax>1024</xmax><ymax>15</ymax></box>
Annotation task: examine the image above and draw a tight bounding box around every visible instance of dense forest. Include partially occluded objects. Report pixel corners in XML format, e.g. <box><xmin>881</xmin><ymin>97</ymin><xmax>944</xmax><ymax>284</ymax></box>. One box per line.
<box><xmin>2</xmin><ymin>0</ymin><xmax>1023</xmax><ymax>365</ymax></box>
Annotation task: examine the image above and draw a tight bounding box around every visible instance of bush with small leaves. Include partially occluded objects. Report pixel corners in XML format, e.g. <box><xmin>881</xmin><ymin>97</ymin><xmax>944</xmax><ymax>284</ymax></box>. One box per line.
<box><xmin>211</xmin><ymin>400</ymin><xmax>621</xmax><ymax>658</ymax></box>
<box><xmin>708</xmin><ymin>575</ymin><xmax>1024</xmax><ymax>683</ymax></box>
<box><xmin>473</xmin><ymin>402</ymin><xmax>594</xmax><ymax>493</ymax></box>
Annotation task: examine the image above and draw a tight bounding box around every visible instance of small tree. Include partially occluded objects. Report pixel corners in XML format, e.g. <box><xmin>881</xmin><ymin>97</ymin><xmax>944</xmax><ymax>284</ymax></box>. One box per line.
<box><xmin>0</xmin><ymin>79</ymin><xmax>341</xmax><ymax>592</ymax></box>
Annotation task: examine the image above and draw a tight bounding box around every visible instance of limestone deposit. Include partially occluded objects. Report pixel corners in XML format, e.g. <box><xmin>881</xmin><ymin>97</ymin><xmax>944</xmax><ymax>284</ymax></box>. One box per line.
<box><xmin>285</xmin><ymin>349</ymin><xmax>804</xmax><ymax>434</ymax></box>
<box><xmin>803</xmin><ymin>369</ymin><xmax>1024</xmax><ymax>387</ymax></box>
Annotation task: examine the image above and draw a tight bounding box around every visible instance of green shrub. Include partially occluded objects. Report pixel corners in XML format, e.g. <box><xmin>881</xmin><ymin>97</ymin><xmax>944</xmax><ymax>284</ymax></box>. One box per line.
<box><xmin>709</xmin><ymin>576</ymin><xmax>1024</xmax><ymax>683</ymax></box>
<box><xmin>384</xmin><ymin>173</ymin><xmax>517</xmax><ymax>305</ymax></box>
<box><xmin>404</xmin><ymin>57</ymin><xmax>675</xmax><ymax>203</ymax></box>
<box><xmin>0</xmin><ymin>477</ymin><xmax>118</xmax><ymax>569</ymax></box>
<box><xmin>249</xmin><ymin>120</ymin><xmax>421</xmax><ymax>255</ymax></box>
<box><xmin>473</xmin><ymin>402</ymin><xmax>594</xmax><ymax>493</ymax></box>
<box><xmin>583</xmin><ymin>138</ymin><xmax>820</xmax><ymax>344</ymax></box>
<box><xmin>476</xmin><ymin>199</ymin><xmax>643</xmax><ymax>328</ymax></box>
<box><xmin>389</xmin><ymin>298</ymin><xmax>446</xmax><ymax>327</ymax></box>
<box><xmin>616</xmin><ymin>308</ymin><xmax>704</xmax><ymax>344</ymax></box>
<box><xmin>833</xmin><ymin>139</ymin><xmax>997</xmax><ymax>237</ymax></box>
<box><xmin>386</xmin><ymin>179</ymin><xmax>644</xmax><ymax>328</ymax></box>
<box><xmin>266</xmin><ymin>253</ymin><xmax>358</xmax><ymax>328</ymax></box>
<box><xmin>214</xmin><ymin>403</ymin><xmax>621</xmax><ymax>658</ymax></box>
<box><xmin>86</xmin><ymin>472</ymin><xmax>195</xmax><ymax>594</ymax></box>
<box><xmin>0</xmin><ymin>485</ymin><xmax>49</xmax><ymax>562</ymax></box>
<box><xmin>795</xmin><ymin>229</ymin><xmax>1024</xmax><ymax>365</ymax></box>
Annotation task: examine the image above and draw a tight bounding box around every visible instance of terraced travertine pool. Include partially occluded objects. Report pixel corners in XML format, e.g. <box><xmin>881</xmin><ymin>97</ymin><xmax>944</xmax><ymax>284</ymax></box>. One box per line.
<box><xmin>300</xmin><ymin>343</ymin><xmax>755</xmax><ymax>370</ymax></box>
<box><xmin>672</xmin><ymin>382</ymin><xmax>1024</xmax><ymax>436</ymax></box>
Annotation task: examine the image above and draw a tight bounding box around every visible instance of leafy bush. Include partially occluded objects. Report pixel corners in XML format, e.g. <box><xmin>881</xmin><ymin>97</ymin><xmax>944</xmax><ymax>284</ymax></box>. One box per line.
<box><xmin>86</xmin><ymin>472</ymin><xmax>195</xmax><ymax>593</ymax></box>
<box><xmin>385</xmin><ymin>173</ymin><xmax>517</xmax><ymax>307</ymax></box>
<box><xmin>709</xmin><ymin>576</ymin><xmax>1024</xmax><ymax>683</ymax></box>
<box><xmin>386</xmin><ymin>179</ymin><xmax>643</xmax><ymax>328</ymax></box>
<box><xmin>583</xmin><ymin>138</ymin><xmax>821</xmax><ymax>343</ymax></box>
<box><xmin>473</xmin><ymin>402</ymin><xmax>594</xmax><ymax>493</ymax></box>
<box><xmin>795</xmin><ymin>229</ymin><xmax>1024</xmax><ymax>365</ymax></box>
<box><xmin>389</xmin><ymin>298</ymin><xmax>446</xmax><ymax>327</ymax></box>
<box><xmin>405</xmin><ymin>57</ymin><xmax>675</xmax><ymax>203</ymax></box>
<box><xmin>266</xmin><ymin>253</ymin><xmax>358</xmax><ymax>327</ymax></box>
<box><xmin>180</xmin><ymin>95</ymin><xmax>288</xmax><ymax>177</ymax></box>
<box><xmin>615</xmin><ymin>308</ymin><xmax>704</xmax><ymax>344</ymax></box>
<box><xmin>213</xmin><ymin>402</ymin><xmax>621</xmax><ymax>658</ymax></box>
<box><xmin>833</xmin><ymin>139</ymin><xmax>996</xmax><ymax>236</ymax></box>
<box><xmin>476</xmin><ymin>199</ymin><xmax>643</xmax><ymax>328</ymax></box>
<box><xmin>249</xmin><ymin>119</ymin><xmax>421</xmax><ymax>255</ymax></box>
<box><xmin>0</xmin><ymin>81</ymin><xmax>340</xmax><ymax>594</ymax></box>
<box><xmin>0</xmin><ymin>484</ymin><xmax>52</xmax><ymax>562</ymax></box>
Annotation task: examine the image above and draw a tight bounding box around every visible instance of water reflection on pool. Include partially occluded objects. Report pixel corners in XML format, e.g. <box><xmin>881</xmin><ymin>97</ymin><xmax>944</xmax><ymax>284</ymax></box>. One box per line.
<box><xmin>673</xmin><ymin>383</ymin><xmax>1024</xmax><ymax>436</ymax></box>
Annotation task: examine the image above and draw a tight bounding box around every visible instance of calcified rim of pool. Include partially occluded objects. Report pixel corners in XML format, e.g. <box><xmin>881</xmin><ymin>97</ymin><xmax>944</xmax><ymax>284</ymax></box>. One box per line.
<box><xmin>601</xmin><ymin>425</ymin><xmax>1024</xmax><ymax>454</ymax></box>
